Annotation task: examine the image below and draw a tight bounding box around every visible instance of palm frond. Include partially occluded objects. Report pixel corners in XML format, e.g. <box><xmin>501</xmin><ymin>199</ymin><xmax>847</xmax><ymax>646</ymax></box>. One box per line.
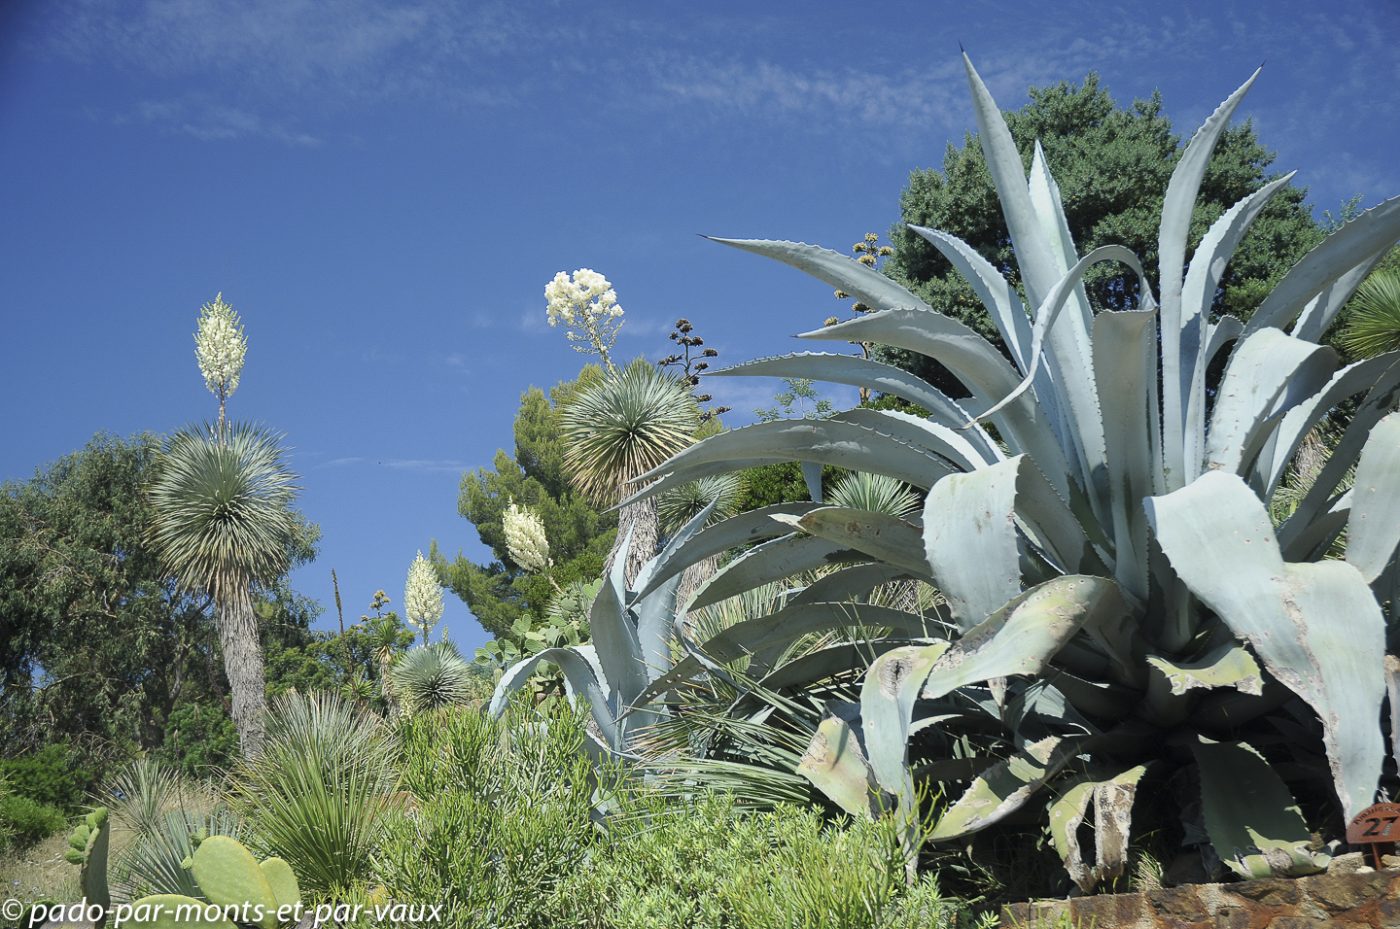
<box><xmin>657</xmin><ymin>473</ymin><xmax>744</xmax><ymax>534</ymax></box>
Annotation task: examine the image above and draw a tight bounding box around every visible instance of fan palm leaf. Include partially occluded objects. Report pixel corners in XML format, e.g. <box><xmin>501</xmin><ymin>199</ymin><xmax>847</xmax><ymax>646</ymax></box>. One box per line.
<box><xmin>148</xmin><ymin>422</ymin><xmax>298</xmax><ymax>756</ymax></box>
<box><xmin>1341</xmin><ymin>267</ymin><xmax>1400</xmax><ymax>358</ymax></box>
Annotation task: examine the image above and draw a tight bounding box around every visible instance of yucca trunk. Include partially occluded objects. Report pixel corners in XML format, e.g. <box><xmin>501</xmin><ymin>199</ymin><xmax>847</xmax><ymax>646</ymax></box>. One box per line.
<box><xmin>676</xmin><ymin>554</ymin><xmax>721</xmax><ymax>614</ymax></box>
<box><xmin>216</xmin><ymin>585</ymin><xmax>267</xmax><ymax>757</ymax></box>
<box><xmin>612</xmin><ymin>494</ymin><xmax>659</xmax><ymax>588</ymax></box>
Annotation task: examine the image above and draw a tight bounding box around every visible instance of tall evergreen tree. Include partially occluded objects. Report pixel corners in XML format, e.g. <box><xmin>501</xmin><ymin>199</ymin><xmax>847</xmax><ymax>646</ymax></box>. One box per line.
<box><xmin>438</xmin><ymin>368</ymin><xmax>617</xmax><ymax>640</ymax></box>
<box><xmin>883</xmin><ymin>73</ymin><xmax>1323</xmax><ymax>391</ymax></box>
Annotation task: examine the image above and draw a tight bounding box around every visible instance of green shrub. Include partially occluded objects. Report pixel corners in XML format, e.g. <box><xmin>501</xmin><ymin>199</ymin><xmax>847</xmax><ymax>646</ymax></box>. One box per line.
<box><xmin>0</xmin><ymin>793</ymin><xmax>67</xmax><ymax>848</ymax></box>
<box><xmin>375</xmin><ymin>699</ymin><xmax>602</xmax><ymax>929</ymax></box>
<box><xmin>554</xmin><ymin>791</ymin><xmax>977</xmax><ymax>929</ymax></box>
<box><xmin>0</xmin><ymin>743</ymin><xmax>94</xmax><ymax>811</ymax></box>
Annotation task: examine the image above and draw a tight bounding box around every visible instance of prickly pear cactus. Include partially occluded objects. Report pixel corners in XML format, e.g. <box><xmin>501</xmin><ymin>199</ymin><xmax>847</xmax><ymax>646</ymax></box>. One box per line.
<box><xmin>256</xmin><ymin>858</ymin><xmax>299</xmax><ymax>915</ymax></box>
<box><xmin>123</xmin><ymin>893</ymin><xmax>237</xmax><ymax>929</ymax></box>
<box><xmin>187</xmin><ymin>836</ymin><xmax>282</xmax><ymax>929</ymax></box>
<box><xmin>62</xmin><ymin>807</ymin><xmax>111</xmax><ymax>911</ymax></box>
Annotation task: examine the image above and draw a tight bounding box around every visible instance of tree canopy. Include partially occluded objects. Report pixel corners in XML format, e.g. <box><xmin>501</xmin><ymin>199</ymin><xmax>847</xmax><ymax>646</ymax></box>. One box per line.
<box><xmin>882</xmin><ymin>73</ymin><xmax>1324</xmax><ymax>388</ymax></box>
<box><xmin>0</xmin><ymin>433</ymin><xmax>323</xmax><ymax>777</ymax></box>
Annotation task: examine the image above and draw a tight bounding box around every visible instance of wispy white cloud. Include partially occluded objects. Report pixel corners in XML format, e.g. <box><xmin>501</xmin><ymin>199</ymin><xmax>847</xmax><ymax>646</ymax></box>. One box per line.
<box><xmin>322</xmin><ymin>455</ymin><xmax>464</xmax><ymax>473</ymax></box>
<box><xmin>107</xmin><ymin>96</ymin><xmax>321</xmax><ymax>145</ymax></box>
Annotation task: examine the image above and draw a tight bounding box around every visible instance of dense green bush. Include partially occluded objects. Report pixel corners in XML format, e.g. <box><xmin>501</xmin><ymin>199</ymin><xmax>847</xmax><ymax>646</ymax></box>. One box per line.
<box><xmin>376</xmin><ymin>700</ymin><xmax>601</xmax><ymax>929</ymax></box>
<box><xmin>0</xmin><ymin>793</ymin><xmax>67</xmax><ymax>848</ymax></box>
<box><xmin>374</xmin><ymin>700</ymin><xmax>985</xmax><ymax>929</ymax></box>
<box><xmin>0</xmin><ymin>744</ymin><xmax>94</xmax><ymax>811</ymax></box>
<box><xmin>555</xmin><ymin>791</ymin><xmax>975</xmax><ymax>929</ymax></box>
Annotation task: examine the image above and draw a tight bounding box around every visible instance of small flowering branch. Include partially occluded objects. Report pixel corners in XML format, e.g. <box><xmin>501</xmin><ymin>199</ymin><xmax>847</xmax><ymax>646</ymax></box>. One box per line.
<box><xmin>829</xmin><ymin>233</ymin><xmax>895</xmax><ymax>404</ymax></box>
<box><xmin>403</xmin><ymin>551</ymin><xmax>444</xmax><ymax>645</ymax></box>
<box><xmin>658</xmin><ymin>318</ymin><xmax>731</xmax><ymax>422</ymax></box>
<box><xmin>545</xmin><ymin>269</ymin><xmax>625</xmax><ymax>372</ymax></box>
<box><xmin>194</xmin><ymin>292</ymin><xmax>248</xmax><ymax>435</ymax></box>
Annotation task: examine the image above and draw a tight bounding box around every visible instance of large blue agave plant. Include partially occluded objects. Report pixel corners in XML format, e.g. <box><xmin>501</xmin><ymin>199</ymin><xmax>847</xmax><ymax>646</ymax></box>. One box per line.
<box><xmin>609</xmin><ymin>55</ymin><xmax>1400</xmax><ymax>888</ymax></box>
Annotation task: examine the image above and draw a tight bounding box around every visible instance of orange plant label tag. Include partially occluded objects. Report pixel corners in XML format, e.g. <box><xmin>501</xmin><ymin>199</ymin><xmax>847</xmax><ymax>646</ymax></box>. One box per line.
<box><xmin>1346</xmin><ymin>802</ymin><xmax>1400</xmax><ymax>844</ymax></box>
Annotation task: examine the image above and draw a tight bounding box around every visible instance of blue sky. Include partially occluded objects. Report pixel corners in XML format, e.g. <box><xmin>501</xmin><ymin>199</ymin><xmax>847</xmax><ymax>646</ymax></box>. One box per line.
<box><xmin>3</xmin><ymin>0</ymin><xmax>1397</xmax><ymax>653</ymax></box>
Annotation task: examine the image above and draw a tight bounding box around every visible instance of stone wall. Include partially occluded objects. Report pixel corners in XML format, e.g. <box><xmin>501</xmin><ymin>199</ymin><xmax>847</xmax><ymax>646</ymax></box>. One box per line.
<box><xmin>1001</xmin><ymin>866</ymin><xmax>1400</xmax><ymax>928</ymax></box>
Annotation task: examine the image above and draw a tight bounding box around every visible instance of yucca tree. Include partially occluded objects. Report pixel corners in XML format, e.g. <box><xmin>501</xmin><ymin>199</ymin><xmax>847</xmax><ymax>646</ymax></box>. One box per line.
<box><xmin>616</xmin><ymin>56</ymin><xmax>1400</xmax><ymax>889</ymax></box>
<box><xmin>561</xmin><ymin>357</ymin><xmax>700</xmax><ymax>585</ymax></box>
<box><xmin>148</xmin><ymin>423</ymin><xmax>298</xmax><ymax>756</ymax></box>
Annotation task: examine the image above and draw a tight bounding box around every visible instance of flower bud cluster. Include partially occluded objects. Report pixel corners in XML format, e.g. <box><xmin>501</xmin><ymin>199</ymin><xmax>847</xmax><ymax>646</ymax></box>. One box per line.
<box><xmin>404</xmin><ymin>551</ymin><xmax>444</xmax><ymax>642</ymax></box>
<box><xmin>194</xmin><ymin>292</ymin><xmax>247</xmax><ymax>399</ymax></box>
<box><xmin>503</xmin><ymin>501</ymin><xmax>551</xmax><ymax>573</ymax></box>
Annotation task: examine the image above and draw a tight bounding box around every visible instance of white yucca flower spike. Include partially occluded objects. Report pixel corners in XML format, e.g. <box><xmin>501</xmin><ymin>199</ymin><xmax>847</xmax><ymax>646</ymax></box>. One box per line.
<box><xmin>403</xmin><ymin>550</ymin><xmax>444</xmax><ymax>644</ymax></box>
<box><xmin>503</xmin><ymin>500</ymin><xmax>551</xmax><ymax>573</ymax></box>
<box><xmin>544</xmin><ymin>268</ymin><xmax>625</xmax><ymax>370</ymax></box>
<box><xmin>194</xmin><ymin>292</ymin><xmax>248</xmax><ymax>430</ymax></box>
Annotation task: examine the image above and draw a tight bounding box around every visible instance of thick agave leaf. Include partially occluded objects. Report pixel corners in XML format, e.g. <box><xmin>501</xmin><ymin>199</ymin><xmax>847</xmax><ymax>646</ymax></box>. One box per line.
<box><xmin>632</xmin><ymin>497</ymin><xmax>716</xmax><ymax>602</ymax></box>
<box><xmin>771</xmin><ymin>507</ymin><xmax>931</xmax><ymax>579</ymax></box>
<box><xmin>1026</xmin><ymin>145</ymin><xmax>1108</xmax><ymax>513</ymax></box>
<box><xmin>904</xmin><ymin>224</ymin><xmax>1035</xmax><ymax>373</ymax></box>
<box><xmin>711</xmin><ymin>352</ymin><xmax>989</xmax><ymax>442</ymax></box>
<box><xmin>589</xmin><ymin>536</ymin><xmax>647</xmax><ymax>713</ymax></box>
<box><xmin>1049</xmin><ymin>765</ymin><xmax>1149</xmax><ymax>893</ymax></box>
<box><xmin>1146</xmin><ymin>642</ymin><xmax>1264</xmax><ymax>698</ymax></box>
<box><xmin>1345</xmin><ymin>411</ymin><xmax>1400</xmax><ymax>584</ymax></box>
<box><xmin>960</xmin><ymin>53</ymin><xmax>1059</xmax><ymax>309</ymax></box>
<box><xmin>633</xmin><ymin>499</ymin><xmax>715</xmax><ymax>678</ymax></box>
<box><xmin>1194</xmin><ymin>738</ymin><xmax>1329</xmax><ymax>879</ymax></box>
<box><xmin>1279</xmin><ymin>366</ymin><xmax>1400</xmax><ymax>547</ymax></box>
<box><xmin>797</xmin><ymin>707</ymin><xmax>890</xmax><ymax>820</ymax></box>
<box><xmin>632</xmin><ymin>502</ymin><xmax>821</xmax><ymax>602</ymax></box>
<box><xmin>1158</xmin><ymin>69</ymin><xmax>1260</xmax><ymax>489</ymax></box>
<box><xmin>924</xmin><ymin>456</ymin><xmax>1100</xmax><ymax>630</ymax></box>
<box><xmin>860</xmin><ymin>576</ymin><xmax>1128</xmax><ymax>805</ymax></box>
<box><xmin>689</xmin><ymin>533</ymin><xmax>854</xmax><ymax>611</ymax></box>
<box><xmin>1204</xmin><ymin>328</ymin><xmax>1336</xmax><ymax>476</ymax></box>
<box><xmin>976</xmin><ymin>245</ymin><xmax>1147</xmax><ymax>429</ymax></box>
<box><xmin>802</xmin><ymin>307</ymin><xmax>1071</xmax><ymax>493</ymax></box>
<box><xmin>929</xmin><ymin>735</ymin><xmax>1087</xmax><ymax>840</ymax></box>
<box><xmin>489</xmin><ymin>645</ymin><xmax>619</xmax><ymax>748</ymax></box>
<box><xmin>921</xmin><ymin>576</ymin><xmax>1131</xmax><ymax>704</ymax></box>
<box><xmin>706</xmin><ymin>236</ymin><xmax>933</xmax><ymax>315</ymax></box>
<box><xmin>624</xmin><ymin>418</ymin><xmax>957</xmax><ymax>506</ymax></box>
<box><xmin>859</xmin><ymin>643</ymin><xmax>951</xmax><ymax>805</ymax></box>
<box><xmin>1258</xmin><ymin>354</ymin><xmax>1400</xmax><ymax>498</ymax></box>
<box><xmin>634</xmin><ymin>602</ymin><xmax>941</xmax><ymax>708</ymax></box>
<box><xmin>831</xmin><ymin>407</ymin><xmax>1000</xmax><ymax>472</ymax></box>
<box><xmin>1093</xmin><ymin>308</ymin><xmax>1160</xmax><ymax>597</ymax></box>
<box><xmin>1244</xmin><ymin>196</ymin><xmax>1400</xmax><ymax>339</ymax></box>
<box><xmin>924</xmin><ymin>461</ymin><xmax>1022</xmax><ymax>629</ymax></box>
<box><xmin>1148</xmin><ymin>471</ymin><xmax>1387</xmax><ymax>819</ymax></box>
<box><xmin>757</xmin><ymin>639</ymin><xmax>921</xmax><ymax>693</ymax></box>
<box><xmin>786</xmin><ymin>562</ymin><xmax>914</xmax><ymax>607</ymax></box>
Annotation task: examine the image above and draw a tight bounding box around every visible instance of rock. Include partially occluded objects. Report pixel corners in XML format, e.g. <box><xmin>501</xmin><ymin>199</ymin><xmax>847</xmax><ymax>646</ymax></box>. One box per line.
<box><xmin>1328</xmin><ymin>851</ymin><xmax>1368</xmax><ymax>874</ymax></box>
